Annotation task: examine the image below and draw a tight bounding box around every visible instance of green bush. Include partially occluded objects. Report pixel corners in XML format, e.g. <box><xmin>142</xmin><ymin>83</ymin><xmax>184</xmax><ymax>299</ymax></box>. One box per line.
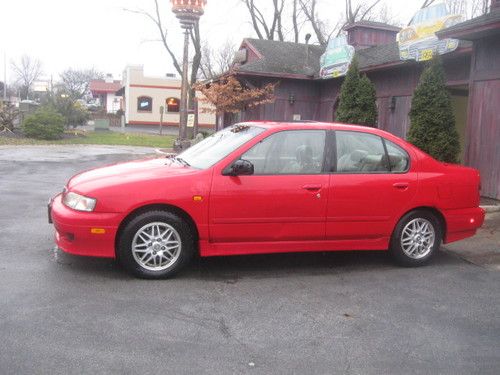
<box><xmin>52</xmin><ymin>96</ymin><xmax>90</xmax><ymax>128</ymax></box>
<box><xmin>408</xmin><ymin>57</ymin><xmax>460</xmax><ymax>163</ymax></box>
<box><xmin>22</xmin><ymin>107</ymin><xmax>65</xmax><ymax>140</ymax></box>
<box><xmin>336</xmin><ymin>57</ymin><xmax>378</xmax><ymax>127</ymax></box>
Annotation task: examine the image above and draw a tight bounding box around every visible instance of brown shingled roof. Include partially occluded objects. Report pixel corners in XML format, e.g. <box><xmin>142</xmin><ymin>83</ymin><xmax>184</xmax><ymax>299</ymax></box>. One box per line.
<box><xmin>235</xmin><ymin>38</ymin><xmax>324</xmax><ymax>78</ymax></box>
<box><xmin>89</xmin><ymin>80</ymin><xmax>122</xmax><ymax>93</ymax></box>
<box><xmin>233</xmin><ymin>38</ymin><xmax>471</xmax><ymax>80</ymax></box>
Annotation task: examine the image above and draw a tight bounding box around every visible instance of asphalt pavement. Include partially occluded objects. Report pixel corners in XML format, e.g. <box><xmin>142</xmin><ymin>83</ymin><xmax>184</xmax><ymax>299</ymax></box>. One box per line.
<box><xmin>0</xmin><ymin>145</ymin><xmax>499</xmax><ymax>375</ymax></box>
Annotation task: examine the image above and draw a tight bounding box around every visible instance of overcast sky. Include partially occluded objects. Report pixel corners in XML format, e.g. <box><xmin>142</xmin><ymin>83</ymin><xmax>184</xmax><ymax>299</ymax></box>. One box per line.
<box><xmin>1</xmin><ymin>0</ymin><xmax>425</xmax><ymax>83</ymax></box>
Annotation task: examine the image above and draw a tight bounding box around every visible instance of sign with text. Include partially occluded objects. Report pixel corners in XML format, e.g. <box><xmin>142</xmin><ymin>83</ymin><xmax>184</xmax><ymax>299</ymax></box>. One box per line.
<box><xmin>187</xmin><ymin>114</ymin><xmax>195</xmax><ymax>128</ymax></box>
<box><xmin>397</xmin><ymin>3</ymin><xmax>462</xmax><ymax>62</ymax></box>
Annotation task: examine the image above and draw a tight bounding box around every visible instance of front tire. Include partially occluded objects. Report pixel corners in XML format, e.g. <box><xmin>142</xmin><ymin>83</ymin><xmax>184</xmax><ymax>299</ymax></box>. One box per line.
<box><xmin>390</xmin><ymin>210</ymin><xmax>442</xmax><ymax>267</ymax></box>
<box><xmin>118</xmin><ymin>210</ymin><xmax>195</xmax><ymax>279</ymax></box>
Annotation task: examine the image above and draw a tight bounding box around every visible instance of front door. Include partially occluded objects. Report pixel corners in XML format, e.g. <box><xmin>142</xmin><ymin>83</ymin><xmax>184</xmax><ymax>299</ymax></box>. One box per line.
<box><xmin>210</xmin><ymin>129</ymin><xmax>329</xmax><ymax>243</ymax></box>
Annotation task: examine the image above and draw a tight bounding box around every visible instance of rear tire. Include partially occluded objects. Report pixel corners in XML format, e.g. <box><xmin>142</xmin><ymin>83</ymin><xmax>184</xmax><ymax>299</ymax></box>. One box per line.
<box><xmin>390</xmin><ymin>210</ymin><xmax>442</xmax><ymax>267</ymax></box>
<box><xmin>117</xmin><ymin>210</ymin><xmax>195</xmax><ymax>279</ymax></box>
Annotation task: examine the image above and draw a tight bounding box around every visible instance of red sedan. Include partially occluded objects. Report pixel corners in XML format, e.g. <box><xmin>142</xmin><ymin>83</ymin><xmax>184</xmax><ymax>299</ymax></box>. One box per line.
<box><xmin>49</xmin><ymin>122</ymin><xmax>485</xmax><ymax>278</ymax></box>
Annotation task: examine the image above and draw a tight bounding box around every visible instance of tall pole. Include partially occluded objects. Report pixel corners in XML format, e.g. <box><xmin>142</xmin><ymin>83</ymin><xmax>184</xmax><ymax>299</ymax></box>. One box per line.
<box><xmin>171</xmin><ymin>0</ymin><xmax>206</xmax><ymax>151</ymax></box>
<box><xmin>3</xmin><ymin>52</ymin><xmax>6</xmax><ymax>101</ymax></box>
<box><xmin>179</xmin><ymin>29</ymin><xmax>190</xmax><ymax>141</ymax></box>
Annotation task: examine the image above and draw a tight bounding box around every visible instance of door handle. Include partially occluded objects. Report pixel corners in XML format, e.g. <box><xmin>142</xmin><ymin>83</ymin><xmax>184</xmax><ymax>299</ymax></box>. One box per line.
<box><xmin>302</xmin><ymin>184</ymin><xmax>322</xmax><ymax>191</ymax></box>
<box><xmin>393</xmin><ymin>182</ymin><xmax>409</xmax><ymax>190</ymax></box>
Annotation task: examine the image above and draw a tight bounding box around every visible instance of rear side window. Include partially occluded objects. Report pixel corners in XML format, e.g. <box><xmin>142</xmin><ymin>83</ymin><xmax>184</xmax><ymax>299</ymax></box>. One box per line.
<box><xmin>335</xmin><ymin>131</ymin><xmax>389</xmax><ymax>173</ymax></box>
<box><xmin>384</xmin><ymin>139</ymin><xmax>410</xmax><ymax>172</ymax></box>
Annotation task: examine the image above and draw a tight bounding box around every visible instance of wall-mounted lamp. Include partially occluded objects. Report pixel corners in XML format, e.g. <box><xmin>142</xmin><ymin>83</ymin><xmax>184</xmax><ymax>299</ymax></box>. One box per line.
<box><xmin>288</xmin><ymin>93</ymin><xmax>296</xmax><ymax>105</ymax></box>
<box><xmin>390</xmin><ymin>96</ymin><xmax>397</xmax><ymax>112</ymax></box>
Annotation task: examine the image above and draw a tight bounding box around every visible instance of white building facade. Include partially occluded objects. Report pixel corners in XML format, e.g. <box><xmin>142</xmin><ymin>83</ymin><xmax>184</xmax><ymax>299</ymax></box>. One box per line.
<box><xmin>120</xmin><ymin>65</ymin><xmax>215</xmax><ymax>129</ymax></box>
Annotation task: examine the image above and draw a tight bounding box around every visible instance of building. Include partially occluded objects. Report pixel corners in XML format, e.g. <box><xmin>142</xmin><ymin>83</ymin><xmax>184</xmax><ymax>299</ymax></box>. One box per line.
<box><xmin>89</xmin><ymin>74</ymin><xmax>122</xmax><ymax>113</ymax></box>
<box><xmin>118</xmin><ymin>65</ymin><xmax>215</xmax><ymax>129</ymax></box>
<box><xmin>225</xmin><ymin>4</ymin><xmax>500</xmax><ymax>199</ymax></box>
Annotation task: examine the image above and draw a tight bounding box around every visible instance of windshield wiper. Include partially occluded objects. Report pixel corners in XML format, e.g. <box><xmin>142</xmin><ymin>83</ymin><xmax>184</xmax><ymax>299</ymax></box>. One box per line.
<box><xmin>174</xmin><ymin>156</ymin><xmax>190</xmax><ymax>167</ymax></box>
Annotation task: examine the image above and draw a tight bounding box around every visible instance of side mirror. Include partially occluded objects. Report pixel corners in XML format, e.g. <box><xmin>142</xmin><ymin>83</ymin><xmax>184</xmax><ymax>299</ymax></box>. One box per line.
<box><xmin>223</xmin><ymin>159</ymin><xmax>254</xmax><ymax>176</ymax></box>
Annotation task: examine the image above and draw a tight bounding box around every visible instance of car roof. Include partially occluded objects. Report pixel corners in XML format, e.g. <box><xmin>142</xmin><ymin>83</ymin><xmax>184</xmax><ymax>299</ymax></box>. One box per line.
<box><xmin>242</xmin><ymin>120</ymin><xmax>384</xmax><ymax>134</ymax></box>
<box><xmin>240</xmin><ymin>120</ymin><xmax>415</xmax><ymax>148</ymax></box>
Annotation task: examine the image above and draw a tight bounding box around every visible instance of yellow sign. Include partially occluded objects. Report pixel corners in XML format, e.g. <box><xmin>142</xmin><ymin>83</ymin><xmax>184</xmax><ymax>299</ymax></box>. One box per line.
<box><xmin>397</xmin><ymin>3</ymin><xmax>462</xmax><ymax>62</ymax></box>
<box><xmin>420</xmin><ymin>49</ymin><xmax>434</xmax><ymax>61</ymax></box>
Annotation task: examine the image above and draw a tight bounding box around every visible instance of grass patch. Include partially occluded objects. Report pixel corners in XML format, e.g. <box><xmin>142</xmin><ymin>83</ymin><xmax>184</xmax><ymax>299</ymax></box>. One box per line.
<box><xmin>0</xmin><ymin>130</ymin><xmax>175</xmax><ymax>148</ymax></box>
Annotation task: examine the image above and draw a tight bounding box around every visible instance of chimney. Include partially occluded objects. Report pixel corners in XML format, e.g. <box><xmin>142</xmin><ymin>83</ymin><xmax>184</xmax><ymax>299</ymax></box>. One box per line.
<box><xmin>104</xmin><ymin>73</ymin><xmax>113</xmax><ymax>83</ymax></box>
<box><xmin>344</xmin><ymin>21</ymin><xmax>401</xmax><ymax>49</ymax></box>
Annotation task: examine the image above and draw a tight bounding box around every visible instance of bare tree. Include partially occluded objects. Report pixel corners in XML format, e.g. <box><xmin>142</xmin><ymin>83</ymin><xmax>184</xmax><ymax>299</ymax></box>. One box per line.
<box><xmin>59</xmin><ymin>68</ymin><xmax>104</xmax><ymax>100</ymax></box>
<box><xmin>241</xmin><ymin>0</ymin><xmax>386</xmax><ymax>45</ymax></box>
<box><xmin>124</xmin><ymin>0</ymin><xmax>201</xmax><ymax>110</ymax></box>
<box><xmin>299</xmin><ymin>0</ymin><xmax>327</xmax><ymax>45</ymax></box>
<box><xmin>420</xmin><ymin>0</ymin><xmax>490</xmax><ymax>19</ymax></box>
<box><xmin>343</xmin><ymin>0</ymin><xmax>384</xmax><ymax>25</ymax></box>
<box><xmin>446</xmin><ymin>0</ymin><xmax>490</xmax><ymax>18</ymax></box>
<box><xmin>471</xmin><ymin>0</ymin><xmax>490</xmax><ymax>16</ymax></box>
<box><xmin>11</xmin><ymin>55</ymin><xmax>42</xmax><ymax>100</ymax></box>
<box><xmin>200</xmin><ymin>41</ymin><xmax>237</xmax><ymax>80</ymax></box>
<box><xmin>241</xmin><ymin>0</ymin><xmax>286</xmax><ymax>41</ymax></box>
<box><xmin>292</xmin><ymin>0</ymin><xmax>300</xmax><ymax>43</ymax></box>
<box><xmin>300</xmin><ymin>0</ymin><xmax>385</xmax><ymax>42</ymax></box>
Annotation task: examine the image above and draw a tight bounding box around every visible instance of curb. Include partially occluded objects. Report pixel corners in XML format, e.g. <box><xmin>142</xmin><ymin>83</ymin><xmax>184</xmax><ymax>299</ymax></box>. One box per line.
<box><xmin>154</xmin><ymin>148</ymin><xmax>175</xmax><ymax>155</ymax></box>
<box><xmin>481</xmin><ymin>205</ymin><xmax>500</xmax><ymax>213</ymax></box>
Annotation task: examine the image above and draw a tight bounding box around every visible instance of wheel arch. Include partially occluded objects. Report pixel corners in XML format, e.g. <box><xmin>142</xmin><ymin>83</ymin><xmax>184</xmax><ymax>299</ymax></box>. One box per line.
<box><xmin>396</xmin><ymin>206</ymin><xmax>447</xmax><ymax>241</ymax></box>
<box><xmin>114</xmin><ymin>203</ymin><xmax>200</xmax><ymax>257</ymax></box>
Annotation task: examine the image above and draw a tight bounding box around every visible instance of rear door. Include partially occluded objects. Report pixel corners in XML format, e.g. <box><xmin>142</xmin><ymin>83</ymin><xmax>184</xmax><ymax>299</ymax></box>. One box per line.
<box><xmin>210</xmin><ymin>129</ymin><xmax>330</xmax><ymax>243</ymax></box>
<box><xmin>326</xmin><ymin>130</ymin><xmax>418</xmax><ymax>241</ymax></box>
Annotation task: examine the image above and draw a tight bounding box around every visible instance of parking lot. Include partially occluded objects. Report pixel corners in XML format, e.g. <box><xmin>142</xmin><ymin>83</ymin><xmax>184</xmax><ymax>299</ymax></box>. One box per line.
<box><xmin>0</xmin><ymin>145</ymin><xmax>499</xmax><ymax>374</ymax></box>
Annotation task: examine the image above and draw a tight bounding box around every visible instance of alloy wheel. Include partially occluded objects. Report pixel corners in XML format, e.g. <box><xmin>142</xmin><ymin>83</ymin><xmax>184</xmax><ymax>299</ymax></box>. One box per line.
<box><xmin>131</xmin><ymin>222</ymin><xmax>182</xmax><ymax>271</ymax></box>
<box><xmin>400</xmin><ymin>218</ymin><xmax>435</xmax><ymax>259</ymax></box>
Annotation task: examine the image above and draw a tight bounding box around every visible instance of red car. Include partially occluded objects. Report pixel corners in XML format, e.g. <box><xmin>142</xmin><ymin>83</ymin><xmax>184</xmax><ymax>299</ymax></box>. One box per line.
<box><xmin>49</xmin><ymin>122</ymin><xmax>485</xmax><ymax>278</ymax></box>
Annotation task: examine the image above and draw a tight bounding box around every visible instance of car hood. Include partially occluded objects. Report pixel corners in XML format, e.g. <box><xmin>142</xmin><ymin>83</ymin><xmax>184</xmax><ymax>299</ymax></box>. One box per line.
<box><xmin>67</xmin><ymin>157</ymin><xmax>197</xmax><ymax>193</ymax></box>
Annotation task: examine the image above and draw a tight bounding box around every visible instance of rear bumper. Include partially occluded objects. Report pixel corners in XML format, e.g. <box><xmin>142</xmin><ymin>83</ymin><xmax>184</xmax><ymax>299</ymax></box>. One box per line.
<box><xmin>443</xmin><ymin>207</ymin><xmax>485</xmax><ymax>244</ymax></box>
<box><xmin>49</xmin><ymin>194</ymin><xmax>121</xmax><ymax>258</ymax></box>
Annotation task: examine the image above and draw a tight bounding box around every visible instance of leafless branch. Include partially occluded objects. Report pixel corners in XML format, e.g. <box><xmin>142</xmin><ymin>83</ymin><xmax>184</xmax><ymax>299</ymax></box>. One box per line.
<box><xmin>11</xmin><ymin>55</ymin><xmax>43</xmax><ymax>100</ymax></box>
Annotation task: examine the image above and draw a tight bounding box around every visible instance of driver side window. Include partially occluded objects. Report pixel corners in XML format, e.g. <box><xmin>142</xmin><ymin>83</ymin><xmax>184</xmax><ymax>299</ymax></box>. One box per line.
<box><xmin>242</xmin><ymin>130</ymin><xmax>326</xmax><ymax>175</ymax></box>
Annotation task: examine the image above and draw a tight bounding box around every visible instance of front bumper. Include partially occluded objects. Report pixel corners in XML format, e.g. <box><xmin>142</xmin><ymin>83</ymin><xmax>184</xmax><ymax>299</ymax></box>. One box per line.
<box><xmin>49</xmin><ymin>194</ymin><xmax>122</xmax><ymax>258</ymax></box>
<box><xmin>399</xmin><ymin>38</ymin><xmax>459</xmax><ymax>61</ymax></box>
<box><xmin>320</xmin><ymin>62</ymin><xmax>350</xmax><ymax>78</ymax></box>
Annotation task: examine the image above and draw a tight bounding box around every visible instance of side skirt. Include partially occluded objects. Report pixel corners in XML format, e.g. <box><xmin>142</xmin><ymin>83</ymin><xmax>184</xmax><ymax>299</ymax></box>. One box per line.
<box><xmin>199</xmin><ymin>238</ymin><xmax>389</xmax><ymax>257</ymax></box>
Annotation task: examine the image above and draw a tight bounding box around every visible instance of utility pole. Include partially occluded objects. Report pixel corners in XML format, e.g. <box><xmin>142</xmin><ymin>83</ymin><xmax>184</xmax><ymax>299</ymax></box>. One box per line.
<box><xmin>3</xmin><ymin>52</ymin><xmax>6</xmax><ymax>101</ymax></box>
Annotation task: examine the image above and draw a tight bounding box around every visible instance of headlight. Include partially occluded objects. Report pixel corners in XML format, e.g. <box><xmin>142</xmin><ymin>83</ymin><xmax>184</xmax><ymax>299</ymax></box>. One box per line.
<box><xmin>62</xmin><ymin>192</ymin><xmax>97</xmax><ymax>212</ymax></box>
<box><xmin>399</xmin><ymin>28</ymin><xmax>416</xmax><ymax>43</ymax></box>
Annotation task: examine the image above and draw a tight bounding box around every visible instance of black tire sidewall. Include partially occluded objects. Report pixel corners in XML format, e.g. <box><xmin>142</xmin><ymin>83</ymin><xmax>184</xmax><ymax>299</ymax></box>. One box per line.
<box><xmin>390</xmin><ymin>210</ymin><xmax>442</xmax><ymax>267</ymax></box>
<box><xmin>118</xmin><ymin>210</ymin><xmax>195</xmax><ymax>279</ymax></box>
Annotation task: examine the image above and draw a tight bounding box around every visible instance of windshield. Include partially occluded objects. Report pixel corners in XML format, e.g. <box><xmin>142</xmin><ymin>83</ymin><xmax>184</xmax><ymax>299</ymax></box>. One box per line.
<box><xmin>178</xmin><ymin>124</ymin><xmax>266</xmax><ymax>169</ymax></box>
<box><xmin>328</xmin><ymin>35</ymin><xmax>347</xmax><ymax>49</ymax></box>
<box><xmin>411</xmin><ymin>3</ymin><xmax>448</xmax><ymax>25</ymax></box>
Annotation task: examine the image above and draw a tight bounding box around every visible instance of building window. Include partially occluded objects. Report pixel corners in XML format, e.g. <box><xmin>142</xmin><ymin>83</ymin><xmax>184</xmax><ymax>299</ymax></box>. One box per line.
<box><xmin>137</xmin><ymin>96</ymin><xmax>152</xmax><ymax>112</ymax></box>
<box><xmin>166</xmin><ymin>97</ymin><xmax>180</xmax><ymax>113</ymax></box>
